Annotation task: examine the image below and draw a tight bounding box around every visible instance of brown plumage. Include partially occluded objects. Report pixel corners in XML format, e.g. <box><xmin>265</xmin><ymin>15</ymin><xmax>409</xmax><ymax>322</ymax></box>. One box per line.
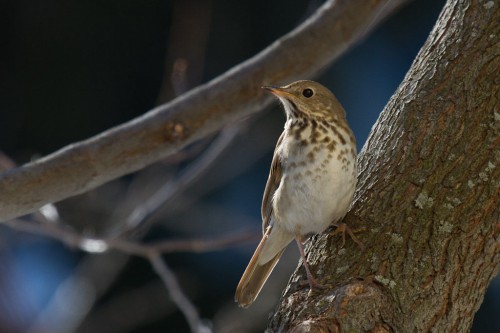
<box><xmin>235</xmin><ymin>80</ymin><xmax>357</xmax><ymax>308</ymax></box>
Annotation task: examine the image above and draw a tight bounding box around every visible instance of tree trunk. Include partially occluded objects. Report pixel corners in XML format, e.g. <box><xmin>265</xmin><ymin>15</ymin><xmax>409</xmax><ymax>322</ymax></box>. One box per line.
<box><xmin>268</xmin><ymin>0</ymin><xmax>499</xmax><ymax>332</ymax></box>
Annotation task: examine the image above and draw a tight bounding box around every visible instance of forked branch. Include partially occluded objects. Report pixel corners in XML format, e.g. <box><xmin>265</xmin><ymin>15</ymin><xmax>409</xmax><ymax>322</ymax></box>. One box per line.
<box><xmin>0</xmin><ymin>0</ymin><xmax>409</xmax><ymax>222</ymax></box>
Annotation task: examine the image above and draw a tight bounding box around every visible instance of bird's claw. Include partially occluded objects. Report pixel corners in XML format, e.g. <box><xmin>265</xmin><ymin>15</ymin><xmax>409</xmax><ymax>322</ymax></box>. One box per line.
<box><xmin>330</xmin><ymin>223</ymin><xmax>365</xmax><ymax>249</ymax></box>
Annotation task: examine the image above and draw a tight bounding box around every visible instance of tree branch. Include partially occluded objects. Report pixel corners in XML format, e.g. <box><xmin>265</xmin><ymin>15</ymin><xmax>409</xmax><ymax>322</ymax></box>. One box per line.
<box><xmin>148</xmin><ymin>253</ymin><xmax>212</xmax><ymax>333</ymax></box>
<box><xmin>6</xmin><ymin>218</ymin><xmax>258</xmax><ymax>332</ymax></box>
<box><xmin>123</xmin><ymin>125</ymin><xmax>241</xmax><ymax>232</ymax></box>
<box><xmin>0</xmin><ymin>0</ymin><xmax>409</xmax><ymax>222</ymax></box>
<box><xmin>268</xmin><ymin>0</ymin><xmax>499</xmax><ymax>331</ymax></box>
<box><xmin>5</xmin><ymin>218</ymin><xmax>259</xmax><ymax>256</ymax></box>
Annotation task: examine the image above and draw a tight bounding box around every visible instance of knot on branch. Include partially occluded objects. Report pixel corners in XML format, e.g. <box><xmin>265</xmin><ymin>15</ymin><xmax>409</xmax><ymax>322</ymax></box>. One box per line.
<box><xmin>164</xmin><ymin>121</ymin><xmax>188</xmax><ymax>142</ymax></box>
<box><xmin>269</xmin><ymin>280</ymin><xmax>395</xmax><ymax>332</ymax></box>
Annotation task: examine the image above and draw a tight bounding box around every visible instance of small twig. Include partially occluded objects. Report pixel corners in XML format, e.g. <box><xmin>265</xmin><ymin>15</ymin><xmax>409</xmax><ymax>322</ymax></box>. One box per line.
<box><xmin>124</xmin><ymin>125</ymin><xmax>241</xmax><ymax>231</ymax></box>
<box><xmin>6</xmin><ymin>219</ymin><xmax>82</xmax><ymax>248</ymax></box>
<box><xmin>5</xmin><ymin>218</ymin><xmax>258</xmax><ymax>256</ymax></box>
<box><xmin>6</xmin><ymin>218</ymin><xmax>257</xmax><ymax>332</ymax></box>
<box><xmin>0</xmin><ymin>150</ymin><xmax>16</xmax><ymax>171</ymax></box>
<box><xmin>148</xmin><ymin>252</ymin><xmax>212</xmax><ymax>333</ymax></box>
<box><xmin>109</xmin><ymin>231</ymin><xmax>259</xmax><ymax>256</ymax></box>
<box><xmin>25</xmin><ymin>252</ymin><xmax>131</xmax><ymax>333</ymax></box>
<box><xmin>76</xmin><ymin>281</ymin><xmax>176</xmax><ymax>333</ymax></box>
<box><xmin>156</xmin><ymin>0</ymin><xmax>212</xmax><ymax>102</ymax></box>
<box><xmin>3</xmin><ymin>140</ymin><xmax>257</xmax><ymax>332</ymax></box>
<box><xmin>0</xmin><ymin>0</ymin><xmax>410</xmax><ymax>222</ymax></box>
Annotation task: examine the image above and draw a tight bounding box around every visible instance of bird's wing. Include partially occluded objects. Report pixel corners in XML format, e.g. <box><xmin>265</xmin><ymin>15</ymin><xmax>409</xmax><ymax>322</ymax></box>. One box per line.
<box><xmin>261</xmin><ymin>131</ymin><xmax>284</xmax><ymax>233</ymax></box>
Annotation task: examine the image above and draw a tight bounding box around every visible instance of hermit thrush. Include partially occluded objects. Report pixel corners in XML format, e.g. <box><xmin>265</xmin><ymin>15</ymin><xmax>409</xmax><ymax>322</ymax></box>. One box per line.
<box><xmin>235</xmin><ymin>80</ymin><xmax>358</xmax><ymax>308</ymax></box>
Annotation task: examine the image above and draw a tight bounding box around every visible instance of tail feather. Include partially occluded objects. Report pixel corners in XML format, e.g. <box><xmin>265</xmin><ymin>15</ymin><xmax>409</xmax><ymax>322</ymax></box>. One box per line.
<box><xmin>235</xmin><ymin>249</ymin><xmax>284</xmax><ymax>308</ymax></box>
<box><xmin>235</xmin><ymin>226</ymin><xmax>291</xmax><ymax>307</ymax></box>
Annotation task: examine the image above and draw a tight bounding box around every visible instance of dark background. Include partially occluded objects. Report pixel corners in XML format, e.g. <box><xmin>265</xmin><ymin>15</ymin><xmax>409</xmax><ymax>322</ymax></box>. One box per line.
<box><xmin>1</xmin><ymin>0</ymin><xmax>498</xmax><ymax>332</ymax></box>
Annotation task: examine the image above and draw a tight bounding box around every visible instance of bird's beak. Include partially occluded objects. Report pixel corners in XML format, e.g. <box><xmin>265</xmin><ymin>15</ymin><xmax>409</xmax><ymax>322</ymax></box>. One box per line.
<box><xmin>262</xmin><ymin>85</ymin><xmax>289</xmax><ymax>98</ymax></box>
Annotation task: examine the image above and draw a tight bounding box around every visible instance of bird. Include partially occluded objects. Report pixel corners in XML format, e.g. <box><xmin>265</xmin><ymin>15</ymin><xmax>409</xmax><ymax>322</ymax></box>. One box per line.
<box><xmin>234</xmin><ymin>80</ymin><xmax>358</xmax><ymax>308</ymax></box>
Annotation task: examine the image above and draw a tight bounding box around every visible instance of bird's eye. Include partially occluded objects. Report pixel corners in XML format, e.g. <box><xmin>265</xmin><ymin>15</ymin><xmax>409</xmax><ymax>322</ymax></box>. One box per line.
<box><xmin>302</xmin><ymin>88</ymin><xmax>314</xmax><ymax>98</ymax></box>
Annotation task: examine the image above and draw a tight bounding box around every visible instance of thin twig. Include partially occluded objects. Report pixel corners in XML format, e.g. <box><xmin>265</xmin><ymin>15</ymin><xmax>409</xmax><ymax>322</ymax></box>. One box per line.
<box><xmin>0</xmin><ymin>150</ymin><xmax>16</xmax><ymax>171</ymax></box>
<box><xmin>75</xmin><ymin>281</ymin><xmax>176</xmax><ymax>333</ymax></box>
<box><xmin>5</xmin><ymin>218</ymin><xmax>257</xmax><ymax>332</ymax></box>
<box><xmin>26</xmin><ymin>252</ymin><xmax>130</xmax><ymax>333</ymax></box>
<box><xmin>3</xmin><ymin>133</ymin><xmax>256</xmax><ymax>332</ymax></box>
<box><xmin>5</xmin><ymin>218</ymin><xmax>258</xmax><ymax>256</ymax></box>
<box><xmin>110</xmin><ymin>231</ymin><xmax>259</xmax><ymax>256</ymax></box>
<box><xmin>148</xmin><ymin>252</ymin><xmax>212</xmax><ymax>333</ymax></box>
<box><xmin>124</xmin><ymin>125</ymin><xmax>241</xmax><ymax>231</ymax></box>
<box><xmin>0</xmin><ymin>0</ymin><xmax>410</xmax><ymax>222</ymax></box>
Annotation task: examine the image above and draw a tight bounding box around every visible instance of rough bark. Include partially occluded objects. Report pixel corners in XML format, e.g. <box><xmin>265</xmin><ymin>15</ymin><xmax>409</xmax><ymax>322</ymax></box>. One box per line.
<box><xmin>268</xmin><ymin>0</ymin><xmax>499</xmax><ymax>332</ymax></box>
<box><xmin>0</xmin><ymin>0</ymin><xmax>409</xmax><ymax>222</ymax></box>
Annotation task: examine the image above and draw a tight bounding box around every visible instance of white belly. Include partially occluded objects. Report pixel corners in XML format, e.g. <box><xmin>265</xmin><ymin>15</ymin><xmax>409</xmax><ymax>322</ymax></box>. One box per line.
<box><xmin>273</xmin><ymin>128</ymin><xmax>357</xmax><ymax>236</ymax></box>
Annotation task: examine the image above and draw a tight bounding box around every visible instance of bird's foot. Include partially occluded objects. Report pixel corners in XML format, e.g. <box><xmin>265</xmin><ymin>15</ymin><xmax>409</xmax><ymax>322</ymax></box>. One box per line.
<box><xmin>330</xmin><ymin>223</ymin><xmax>365</xmax><ymax>249</ymax></box>
<box><xmin>298</xmin><ymin>272</ymin><xmax>327</xmax><ymax>292</ymax></box>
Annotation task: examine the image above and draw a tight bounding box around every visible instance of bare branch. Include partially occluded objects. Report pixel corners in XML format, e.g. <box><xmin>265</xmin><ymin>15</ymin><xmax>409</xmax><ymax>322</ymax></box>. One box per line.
<box><xmin>6</xmin><ymin>218</ymin><xmax>257</xmax><ymax>332</ymax></box>
<box><xmin>0</xmin><ymin>0</ymin><xmax>409</xmax><ymax>222</ymax></box>
<box><xmin>148</xmin><ymin>252</ymin><xmax>212</xmax><ymax>333</ymax></box>
<box><xmin>26</xmin><ymin>252</ymin><xmax>130</xmax><ymax>333</ymax></box>
<box><xmin>268</xmin><ymin>0</ymin><xmax>499</xmax><ymax>330</ymax></box>
<box><xmin>5</xmin><ymin>218</ymin><xmax>258</xmax><ymax>256</ymax></box>
<box><xmin>123</xmin><ymin>125</ymin><xmax>241</xmax><ymax>231</ymax></box>
<box><xmin>76</xmin><ymin>281</ymin><xmax>175</xmax><ymax>333</ymax></box>
<box><xmin>0</xmin><ymin>151</ymin><xmax>16</xmax><ymax>171</ymax></box>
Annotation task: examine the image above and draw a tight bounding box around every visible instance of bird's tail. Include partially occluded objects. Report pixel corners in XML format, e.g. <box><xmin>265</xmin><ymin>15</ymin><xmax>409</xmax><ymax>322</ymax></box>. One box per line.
<box><xmin>235</xmin><ymin>226</ymin><xmax>292</xmax><ymax>308</ymax></box>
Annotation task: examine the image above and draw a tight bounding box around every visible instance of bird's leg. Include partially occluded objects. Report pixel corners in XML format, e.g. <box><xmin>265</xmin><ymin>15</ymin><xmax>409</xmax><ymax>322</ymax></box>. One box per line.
<box><xmin>295</xmin><ymin>237</ymin><xmax>324</xmax><ymax>290</ymax></box>
<box><xmin>330</xmin><ymin>222</ymin><xmax>365</xmax><ymax>249</ymax></box>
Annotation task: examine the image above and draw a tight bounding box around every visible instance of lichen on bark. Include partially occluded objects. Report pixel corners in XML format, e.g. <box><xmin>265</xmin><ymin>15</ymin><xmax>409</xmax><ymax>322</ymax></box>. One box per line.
<box><xmin>268</xmin><ymin>0</ymin><xmax>500</xmax><ymax>331</ymax></box>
